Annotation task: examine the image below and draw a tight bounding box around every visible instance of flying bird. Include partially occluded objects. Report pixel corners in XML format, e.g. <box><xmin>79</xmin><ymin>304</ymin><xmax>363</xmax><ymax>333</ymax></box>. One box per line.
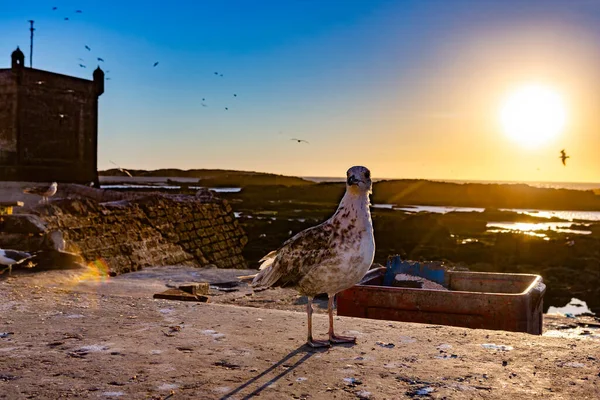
<box><xmin>85</xmin><ymin>45</ymin><xmax>91</xmax><ymax>51</ymax></box>
<box><xmin>106</xmin><ymin>77</ymin><xmax>111</xmax><ymax>80</ymax></box>
<box><xmin>77</xmin><ymin>57</ymin><xmax>84</xmax><ymax>61</ymax></box>
<box><xmin>225</xmin><ymin>107</ymin><xmax>229</xmax><ymax>111</ymax></box>
<box><xmin>110</xmin><ymin>161</ymin><xmax>133</xmax><ymax>177</ymax></box>
<box><xmin>64</xmin><ymin>17</ymin><xmax>69</xmax><ymax>21</ymax></box>
<box><xmin>214</xmin><ymin>72</ymin><xmax>218</xmax><ymax>75</ymax></box>
<box><xmin>97</xmin><ymin>57</ymin><xmax>104</xmax><ymax>62</ymax></box>
<box><xmin>560</xmin><ymin>149</ymin><xmax>570</xmax><ymax>166</ymax></box>
<box><xmin>23</xmin><ymin>182</ymin><xmax>58</xmax><ymax>204</ymax></box>
<box><xmin>291</xmin><ymin>138</ymin><xmax>309</xmax><ymax>144</ymax></box>
<box><xmin>0</xmin><ymin>249</ymin><xmax>38</xmax><ymax>276</ymax></box>
<box><xmin>75</xmin><ymin>9</ymin><xmax>82</xmax><ymax>13</ymax></box>
<box><xmin>52</xmin><ymin>6</ymin><xmax>57</xmax><ymax>11</ymax></box>
<box><xmin>78</xmin><ymin>64</ymin><xmax>86</xmax><ymax>68</ymax></box>
<box><xmin>201</xmin><ymin>103</ymin><xmax>208</xmax><ymax>107</ymax></box>
<box><xmin>233</xmin><ymin>94</ymin><xmax>237</xmax><ymax>97</ymax></box>
<box><xmin>246</xmin><ymin>166</ymin><xmax>375</xmax><ymax>348</ymax></box>
<box><xmin>35</xmin><ymin>81</ymin><xmax>44</xmax><ymax>85</ymax></box>
<box><xmin>153</xmin><ymin>61</ymin><xmax>159</xmax><ymax>67</ymax></box>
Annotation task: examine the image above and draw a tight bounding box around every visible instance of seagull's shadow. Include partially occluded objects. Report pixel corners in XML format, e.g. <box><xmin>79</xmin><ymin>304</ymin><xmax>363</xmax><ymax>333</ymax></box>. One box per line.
<box><xmin>219</xmin><ymin>344</ymin><xmax>328</xmax><ymax>400</ymax></box>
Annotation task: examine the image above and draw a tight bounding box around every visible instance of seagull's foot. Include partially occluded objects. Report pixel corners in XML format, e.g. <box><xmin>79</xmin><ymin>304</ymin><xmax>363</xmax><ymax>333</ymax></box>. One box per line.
<box><xmin>329</xmin><ymin>334</ymin><xmax>356</xmax><ymax>345</ymax></box>
<box><xmin>307</xmin><ymin>338</ymin><xmax>331</xmax><ymax>348</ymax></box>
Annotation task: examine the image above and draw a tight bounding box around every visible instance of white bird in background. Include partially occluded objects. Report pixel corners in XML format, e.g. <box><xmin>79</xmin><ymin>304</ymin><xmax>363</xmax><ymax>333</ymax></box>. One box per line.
<box><xmin>110</xmin><ymin>160</ymin><xmax>133</xmax><ymax>177</ymax></box>
<box><xmin>22</xmin><ymin>182</ymin><xmax>58</xmax><ymax>204</ymax></box>
<box><xmin>248</xmin><ymin>166</ymin><xmax>375</xmax><ymax>348</ymax></box>
<box><xmin>0</xmin><ymin>249</ymin><xmax>38</xmax><ymax>276</ymax></box>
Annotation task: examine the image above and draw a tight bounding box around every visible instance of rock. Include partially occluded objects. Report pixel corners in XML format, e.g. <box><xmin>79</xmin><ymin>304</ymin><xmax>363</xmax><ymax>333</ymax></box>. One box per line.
<box><xmin>0</xmin><ymin>214</ymin><xmax>47</xmax><ymax>234</ymax></box>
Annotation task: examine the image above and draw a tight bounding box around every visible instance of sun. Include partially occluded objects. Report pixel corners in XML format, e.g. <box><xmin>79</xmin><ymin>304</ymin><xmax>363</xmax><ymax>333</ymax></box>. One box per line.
<box><xmin>500</xmin><ymin>84</ymin><xmax>566</xmax><ymax>147</ymax></box>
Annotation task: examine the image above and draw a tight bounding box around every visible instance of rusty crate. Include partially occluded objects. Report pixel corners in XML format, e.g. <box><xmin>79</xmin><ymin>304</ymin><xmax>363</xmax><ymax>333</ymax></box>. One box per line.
<box><xmin>337</xmin><ymin>257</ymin><xmax>546</xmax><ymax>335</ymax></box>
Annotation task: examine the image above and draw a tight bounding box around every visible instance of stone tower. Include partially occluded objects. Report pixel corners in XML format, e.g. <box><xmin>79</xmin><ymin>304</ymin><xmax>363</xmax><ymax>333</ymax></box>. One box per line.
<box><xmin>0</xmin><ymin>48</ymin><xmax>104</xmax><ymax>184</ymax></box>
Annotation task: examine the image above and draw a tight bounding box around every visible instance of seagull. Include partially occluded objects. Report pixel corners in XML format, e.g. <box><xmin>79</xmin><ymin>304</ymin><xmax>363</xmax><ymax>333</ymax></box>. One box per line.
<box><xmin>97</xmin><ymin>57</ymin><xmax>104</xmax><ymax>62</ymax></box>
<box><xmin>75</xmin><ymin>9</ymin><xmax>82</xmax><ymax>13</ymax></box>
<box><xmin>225</xmin><ymin>107</ymin><xmax>229</xmax><ymax>110</ymax></box>
<box><xmin>248</xmin><ymin>166</ymin><xmax>375</xmax><ymax>348</ymax></box>
<box><xmin>291</xmin><ymin>138</ymin><xmax>309</xmax><ymax>144</ymax></box>
<box><xmin>64</xmin><ymin>17</ymin><xmax>69</xmax><ymax>21</ymax></box>
<box><xmin>52</xmin><ymin>6</ymin><xmax>57</xmax><ymax>10</ymax></box>
<box><xmin>201</xmin><ymin>103</ymin><xmax>208</xmax><ymax>107</ymax></box>
<box><xmin>110</xmin><ymin>161</ymin><xmax>133</xmax><ymax>177</ymax></box>
<box><xmin>233</xmin><ymin>94</ymin><xmax>237</xmax><ymax>97</ymax></box>
<box><xmin>22</xmin><ymin>182</ymin><xmax>58</xmax><ymax>204</ymax></box>
<box><xmin>78</xmin><ymin>64</ymin><xmax>86</xmax><ymax>68</ymax></box>
<box><xmin>153</xmin><ymin>61</ymin><xmax>159</xmax><ymax>67</ymax></box>
<box><xmin>560</xmin><ymin>149</ymin><xmax>570</xmax><ymax>166</ymax></box>
<box><xmin>0</xmin><ymin>249</ymin><xmax>37</xmax><ymax>276</ymax></box>
<box><xmin>106</xmin><ymin>77</ymin><xmax>111</xmax><ymax>81</ymax></box>
<box><xmin>85</xmin><ymin>45</ymin><xmax>91</xmax><ymax>51</ymax></box>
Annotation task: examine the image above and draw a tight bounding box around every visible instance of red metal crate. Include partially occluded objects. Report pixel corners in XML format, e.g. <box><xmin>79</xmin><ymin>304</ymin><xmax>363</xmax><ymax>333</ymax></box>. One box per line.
<box><xmin>337</xmin><ymin>263</ymin><xmax>546</xmax><ymax>335</ymax></box>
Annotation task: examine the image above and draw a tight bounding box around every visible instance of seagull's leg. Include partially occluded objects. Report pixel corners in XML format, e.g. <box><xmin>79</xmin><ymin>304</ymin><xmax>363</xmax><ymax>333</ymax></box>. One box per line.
<box><xmin>306</xmin><ymin>296</ymin><xmax>329</xmax><ymax>348</ymax></box>
<box><xmin>328</xmin><ymin>294</ymin><xmax>356</xmax><ymax>344</ymax></box>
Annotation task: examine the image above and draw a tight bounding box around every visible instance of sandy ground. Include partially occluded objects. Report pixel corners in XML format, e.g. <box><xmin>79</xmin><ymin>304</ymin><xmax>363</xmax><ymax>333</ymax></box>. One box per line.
<box><xmin>1</xmin><ymin>266</ymin><xmax>599</xmax><ymax>400</ymax></box>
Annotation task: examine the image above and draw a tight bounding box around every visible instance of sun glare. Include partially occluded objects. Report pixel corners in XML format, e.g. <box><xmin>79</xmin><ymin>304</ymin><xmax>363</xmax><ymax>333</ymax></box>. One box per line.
<box><xmin>500</xmin><ymin>84</ymin><xmax>566</xmax><ymax>147</ymax></box>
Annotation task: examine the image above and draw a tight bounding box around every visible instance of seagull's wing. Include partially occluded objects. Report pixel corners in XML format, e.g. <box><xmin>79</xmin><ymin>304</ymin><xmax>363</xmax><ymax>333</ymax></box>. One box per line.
<box><xmin>123</xmin><ymin>169</ymin><xmax>133</xmax><ymax>177</ymax></box>
<box><xmin>23</xmin><ymin>185</ymin><xmax>47</xmax><ymax>195</ymax></box>
<box><xmin>3</xmin><ymin>250</ymin><xmax>33</xmax><ymax>263</ymax></box>
<box><xmin>252</xmin><ymin>221</ymin><xmax>337</xmax><ymax>289</ymax></box>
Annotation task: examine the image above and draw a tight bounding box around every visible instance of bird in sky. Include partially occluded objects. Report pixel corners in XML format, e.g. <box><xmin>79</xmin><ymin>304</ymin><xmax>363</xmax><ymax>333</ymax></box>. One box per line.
<box><xmin>560</xmin><ymin>149</ymin><xmax>570</xmax><ymax>166</ymax></box>
<box><xmin>201</xmin><ymin>103</ymin><xmax>208</xmax><ymax>107</ymax></box>
<box><xmin>75</xmin><ymin>10</ymin><xmax>82</xmax><ymax>13</ymax></box>
<box><xmin>233</xmin><ymin>94</ymin><xmax>237</xmax><ymax>97</ymax></box>
<box><xmin>291</xmin><ymin>138</ymin><xmax>309</xmax><ymax>144</ymax></box>
<box><xmin>52</xmin><ymin>6</ymin><xmax>57</xmax><ymax>11</ymax></box>
<box><xmin>225</xmin><ymin>107</ymin><xmax>229</xmax><ymax>110</ymax></box>
<box><xmin>77</xmin><ymin>57</ymin><xmax>84</xmax><ymax>61</ymax></box>
<box><xmin>85</xmin><ymin>45</ymin><xmax>91</xmax><ymax>51</ymax></box>
<box><xmin>78</xmin><ymin>64</ymin><xmax>86</xmax><ymax>68</ymax></box>
<box><xmin>0</xmin><ymin>249</ymin><xmax>38</xmax><ymax>276</ymax></box>
<box><xmin>64</xmin><ymin>17</ymin><xmax>69</xmax><ymax>21</ymax></box>
<box><xmin>247</xmin><ymin>166</ymin><xmax>375</xmax><ymax>348</ymax></box>
<box><xmin>106</xmin><ymin>77</ymin><xmax>111</xmax><ymax>81</ymax></box>
<box><xmin>97</xmin><ymin>57</ymin><xmax>104</xmax><ymax>62</ymax></box>
<box><xmin>153</xmin><ymin>61</ymin><xmax>159</xmax><ymax>67</ymax></box>
<box><xmin>110</xmin><ymin>161</ymin><xmax>133</xmax><ymax>177</ymax></box>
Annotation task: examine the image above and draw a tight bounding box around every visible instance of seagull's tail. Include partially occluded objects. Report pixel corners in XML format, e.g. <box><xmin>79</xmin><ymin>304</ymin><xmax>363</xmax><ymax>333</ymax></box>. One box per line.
<box><xmin>250</xmin><ymin>250</ymin><xmax>282</xmax><ymax>288</ymax></box>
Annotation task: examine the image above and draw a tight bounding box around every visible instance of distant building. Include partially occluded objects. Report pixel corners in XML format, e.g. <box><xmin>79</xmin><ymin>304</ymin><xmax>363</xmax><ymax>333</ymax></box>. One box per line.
<box><xmin>0</xmin><ymin>47</ymin><xmax>104</xmax><ymax>185</ymax></box>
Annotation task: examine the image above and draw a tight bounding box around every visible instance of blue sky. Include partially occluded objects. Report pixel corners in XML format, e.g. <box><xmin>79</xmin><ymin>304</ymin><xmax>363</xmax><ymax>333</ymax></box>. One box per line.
<box><xmin>2</xmin><ymin>0</ymin><xmax>600</xmax><ymax>181</ymax></box>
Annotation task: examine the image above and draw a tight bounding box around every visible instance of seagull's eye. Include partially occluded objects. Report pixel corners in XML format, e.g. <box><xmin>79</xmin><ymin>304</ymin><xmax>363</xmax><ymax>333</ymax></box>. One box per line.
<box><xmin>365</xmin><ymin>171</ymin><xmax>370</xmax><ymax>179</ymax></box>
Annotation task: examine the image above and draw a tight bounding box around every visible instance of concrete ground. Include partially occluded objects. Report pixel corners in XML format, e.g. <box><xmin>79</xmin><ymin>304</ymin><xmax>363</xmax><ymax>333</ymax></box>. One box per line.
<box><xmin>1</xmin><ymin>266</ymin><xmax>599</xmax><ymax>399</ymax></box>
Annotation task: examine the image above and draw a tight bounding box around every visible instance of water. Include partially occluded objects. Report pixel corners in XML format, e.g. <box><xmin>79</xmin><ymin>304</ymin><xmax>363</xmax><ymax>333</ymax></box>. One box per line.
<box><xmin>378</xmin><ymin>204</ymin><xmax>600</xmax><ymax>223</ymax></box>
<box><xmin>547</xmin><ymin>298</ymin><xmax>594</xmax><ymax>316</ymax></box>
<box><xmin>100</xmin><ymin>184</ymin><xmax>241</xmax><ymax>193</ymax></box>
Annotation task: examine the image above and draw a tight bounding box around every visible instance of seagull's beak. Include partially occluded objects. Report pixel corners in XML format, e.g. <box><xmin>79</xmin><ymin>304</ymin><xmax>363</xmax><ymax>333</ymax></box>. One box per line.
<box><xmin>347</xmin><ymin>175</ymin><xmax>360</xmax><ymax>186</ymax></box>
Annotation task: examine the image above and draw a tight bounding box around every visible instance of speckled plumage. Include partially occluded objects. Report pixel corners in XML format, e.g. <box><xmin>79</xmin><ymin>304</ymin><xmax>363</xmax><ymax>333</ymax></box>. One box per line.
<box><xmin>252</xmin><ymin>166</ymin><xmax>375</xmax><ymax>346</ymax></box>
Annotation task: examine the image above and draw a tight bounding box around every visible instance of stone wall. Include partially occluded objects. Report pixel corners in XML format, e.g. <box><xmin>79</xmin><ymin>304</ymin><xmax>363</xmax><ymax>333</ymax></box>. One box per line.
<box><xmin>31</xmin><ymin>193</ymin><xmax>248</xmax><ymax>275</ymax></box>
